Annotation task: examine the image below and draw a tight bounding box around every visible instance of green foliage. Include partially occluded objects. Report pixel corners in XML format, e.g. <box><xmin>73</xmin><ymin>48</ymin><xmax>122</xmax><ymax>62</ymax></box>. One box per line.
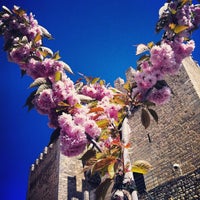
<box><xmin>141</xmin><ymin>108</ymin><xmax>150</xmax><ymax>129</ymax></box>
<box><xmin>36</xmin><ymin>83</ymin><xmax>51</xmax><ymax>94</ymax></box>
<box><xmin>29</xmin><ymin>77</ymin><xmax>47</xmax><ymax>88</ymax></box>
<box><xmin>148</xmin><ymin>108</ymin><xmax>158</xmax><ymax>123</ymax></box>
<box><xmin>52</xmin><ymin>51</ymin><xmax>61</xmax><ymax>60</ymax></box>
<box><xmin>23</xmin><ymin>90</ymin><xmax>37</xmax><ymax>111</ymax></box>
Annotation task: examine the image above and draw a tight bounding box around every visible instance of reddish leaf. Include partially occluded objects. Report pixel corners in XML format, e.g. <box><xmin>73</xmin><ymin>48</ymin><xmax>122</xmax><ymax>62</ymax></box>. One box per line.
<box><xmin>92</xmin><ymin>156</ymin><xmax>116</xmax><ymax>172</ymax></box>
<box><xmin>34</xmin><ymin>33</ymin><xmax>42</xmax><ymax>43</ymax></box>
<box><xmin>89</xmin><ymin>107</ymin><xmax>104</xmax><ymax>113</ymax></box>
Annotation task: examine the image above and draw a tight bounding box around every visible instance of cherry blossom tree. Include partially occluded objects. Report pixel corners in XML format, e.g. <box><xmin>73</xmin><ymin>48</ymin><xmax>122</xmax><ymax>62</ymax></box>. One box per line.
<box><xmin>0</xmin><ymin>0</ymin><xmax>200</xmax><ymax>199</ymax></box>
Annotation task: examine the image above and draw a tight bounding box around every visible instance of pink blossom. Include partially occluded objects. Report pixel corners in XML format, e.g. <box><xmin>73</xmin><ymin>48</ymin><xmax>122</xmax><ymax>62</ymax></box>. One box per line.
<box><xmin>170</xmin><ymin>39</ymin><xmax>195</xmax><ymax>64</ymax></box>
<box><xmin>151</xmin><ymin>69</ymin><xmax>164</xmax><ymax>81</ymax></box>
<box><xmin>105</xmin><ymin>104</ymin><xmax>122</xmax><ymax>121</ymax></box>
<box><xmin>94</xmin><ymin>83</ymin><xmax>113</xmax><ymax>100</ymax></box>
<box><xmin>74</xmin><ymin>113</ymin><xmax>87</xmax><ymax>125</ymax></box>
<box><xmin>194</xmin><ymin>6</ymin><xmax>200</xmax><ymax>26</ymax></box>
<box><xmin>81</xmin><ymin>85</ymin><xmax>96</xmax><ymax>98</ymax></box>
<box><xmin>147</xmin><ymin>86</ymin><xmax>171</xmax><ymax>105</ymax></box>
<box><xmin>135</xmin><ymin>71</ymin><xmax>157</xmax><ymax>90</ymax></box>
<box><xmin>25</xmin><ymin>58</ymin><xmax>46</xmax><ymax>79</ymax></box>
<box><xmin>52</xmin><ymin>81</ymin><xmax>68</xmax><ymax>103</ymax></box>
<box><xmin>140</xmin><ymin>61</ymin><xmax>152</xmax><ymax>73</ymax></box>
<box><xmin>9</xmin><ymin>43</ymin><xmax>31</xmax><ymax>64</ymax></box>
<box><xmin>150</xmin><ymin>42</ymin><xmax>177</xmax><ymax>75</ymax></box>
<box><xmin>84</xmin><ymin>120</ymin><xmax>101</xmax><ymax>139</ymax></box>
<box><xmin>58</xmin><ymin>112</ymin><xmax>87</xmax><ymax>156</ymax></box>
<box><xmin>60</xmin><ymin>133</ymin><xmax>87</xmax><ymax>157</ymax></box>
<box><xmin>66</xmin><ymin>91</ymin><xmax>80</xmax><ymax>106</ymax></box>
<box><xmin>22</xmin><ymin>12</ymin><xmax>43</xmax><ymax>44</ymax></box>
<box><xmin>33</xmin><ymin>88</ymin><xmax>56</xmax><ymax>114</ymax></box>
<box><xmin>81</xmin><ymin>83</ymin><xmax>113</xmax><ymax>100</ymax></box>
<box><xmin>58</xmin><ymin>113</ymin><xmax>74</xmax><ymax>133</ymax></box>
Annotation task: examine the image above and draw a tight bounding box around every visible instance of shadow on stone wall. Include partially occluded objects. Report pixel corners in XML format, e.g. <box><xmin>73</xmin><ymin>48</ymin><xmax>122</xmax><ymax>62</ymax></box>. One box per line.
<box><xmin>138</xmin><ymin>168</ymin><xmax>200</xmax><ymax>200</ymax></box>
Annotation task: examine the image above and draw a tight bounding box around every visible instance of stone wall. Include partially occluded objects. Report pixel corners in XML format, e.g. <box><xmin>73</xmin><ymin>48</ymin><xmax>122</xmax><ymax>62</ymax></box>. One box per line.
<box><xmin>138</xmin><ymin>167</ymin><xmax>200</xmax><ymax>200</ymax></box>
<box><xmin>27</xmin><ymin>143</ymin><xmax>60</xmax><ymax>200</ymax></box>
<box><xmin>127</xmin><ymin>57</ymin><xmax>200</xmax><ymax>190</ymax></box>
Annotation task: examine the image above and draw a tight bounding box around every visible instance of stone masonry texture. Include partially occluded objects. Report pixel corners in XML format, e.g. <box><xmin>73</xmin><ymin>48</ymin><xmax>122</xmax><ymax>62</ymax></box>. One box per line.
<box><xmin>27</xmin><ymin>57</ymin><xmax>200</xmax><ymax>199</ymax></box>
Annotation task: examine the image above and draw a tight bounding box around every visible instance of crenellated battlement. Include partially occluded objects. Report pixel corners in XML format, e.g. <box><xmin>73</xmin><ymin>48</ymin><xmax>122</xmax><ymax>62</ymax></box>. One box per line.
<box><xmin>30</xmin><ymin>143</ymin><xmax>54</xmax><ymax>172</ymax></box>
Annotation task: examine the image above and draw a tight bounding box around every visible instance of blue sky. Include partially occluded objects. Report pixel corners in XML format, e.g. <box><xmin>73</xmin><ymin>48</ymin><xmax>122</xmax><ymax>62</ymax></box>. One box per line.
<box><xmin>0</xmin><ymin>0</ymin><xmax>199</xmax><ymax>199</ymax></box>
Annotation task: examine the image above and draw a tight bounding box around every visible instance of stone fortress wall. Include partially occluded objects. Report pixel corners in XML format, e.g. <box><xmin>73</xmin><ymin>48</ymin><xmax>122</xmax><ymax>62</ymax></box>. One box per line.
<box><xmin>27</xmin><ymin>57</ymin><xmax>200</xmax><ymax>199</ymax></box>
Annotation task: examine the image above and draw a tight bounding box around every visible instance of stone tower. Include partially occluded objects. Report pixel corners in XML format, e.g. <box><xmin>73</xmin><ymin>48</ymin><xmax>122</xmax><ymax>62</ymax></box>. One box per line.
<box><xmin>27</xmin><ymin>57</ymin><xmax>200</xmax><ymax>200</ymax></box>
<box><xmin>26</xmin><ymin>141</ymin><xmax>91</xmax><ymax>200</ymax></box>
<box><xmin>127</xmin><ymin>57</ymin><xmax>200</xmax><ymax>199</ymax></box>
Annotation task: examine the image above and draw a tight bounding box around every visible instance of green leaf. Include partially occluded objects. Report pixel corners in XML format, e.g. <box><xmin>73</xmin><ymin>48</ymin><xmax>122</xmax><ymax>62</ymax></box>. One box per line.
<box><xmin>4</xmin><ymin>39</ymin><xmax>13</xmax><ymax>51</ymax></box>
<box><xmin>13</xmin><ymin>6</ymin><xmax>26</xmax><ymax>17</ymax></box>
<box><xmin>137</xmin><ymin>54</ymin><xmax>150</xmax><ymax>67</ymax></box>
<box><xmin>39</xmin><ymin>46</ymin><xmax>53</xmax><ymax>57</ymax></box>
<box><xmin>21</xmin><ymin>70</ymin><xmax>26</xmax><ymax>77</ymax></box>
<box><xmin>131</xmin><ymin>160</ymin><xmax>152</xmax><ymax>174</ymax></box>
<box><xmin>79</xmin><ymin>149</ymin><xmax>96</xmax><ymax>166</ymax></box>
<box><xmin>23</xmin><ymin>90</ymin><xmax>37</xmax><ymax>111</ymax></box>
<box><xmin>62</xmin><ymin>61</ymin><xmax>73</xmax><ymax>74</ymax></box>
<box><xmin>141</xmin><ymin>108</ymin><xmax>150</xmax><ymax>129</ymax></box>
<box><xmin>91</xmin><ymin>77</ymin><xmax>100</xmax><ymax>84</ymax></box>
<box><xmin>77</xmin><ymin>94</ymin><xmax>94</xmax><ymax>102</ymax></box>
<box><xmin>54</xmin><ymin>71</ymin><xmax>62</xmax><ymax>82</ymax></box>
<box><xmin>148</xmin><ymin>108</ymin><xmax>158</xmax><ymax>123</ymax></box>
<box><xmin>96</xmin><ymin>178</ymin><xmax>114</xmax><ymax>200</ymax></box>
<box><xmin>29</xmin><ymin>77</ymin><xmax>47</xmax><ymax>88</ymax></box>
<box><xmin>123</xmin><ymin>81</ymin><xmax>131</xmax><ymax>91</ymax></box>
<box><xmin>108</xmin><ymin>162</ymin><xmax>115</xmax><ymax>179</ymax></box>
<box><xmin>96</xmin><ymin>119</ymin><xmax>110</xmax><ymax>129</ymax></box>
<box><xmin>174</xmin><ymin>25</ymin><xmax>189</xmax><ymax>34</ymax></box>
<box><xmin>99</xmin><ymin>79</ymin><xmax>105</xmax><ymax>86</ymax></box>
<box><xmin>52</xmin><ymin>51</ymin><xmax>61</xmax><ymax>60</ymax></box>
<box><xmin>2</xmin><ymin>6</ymin><xmax>12</xmax><ymax>14</ymax></box>
<box><xmin>34</xmin><ymin>33</ymin><xmax>42</xmax><ymax>43</ymax></box>
<box><xmin>74</xmin><ymin>82</ymin><xmax>83</xmax><ymax>91</ymax></box>
<box><xmin>39</xmin><ymin>25</ymin><xmax>52</xmax><ymax>39</ymax></box>
<box><xmin>36</xmin><ymin>84</ymin><xmax>50</xmax><ymax>94</ymax></box>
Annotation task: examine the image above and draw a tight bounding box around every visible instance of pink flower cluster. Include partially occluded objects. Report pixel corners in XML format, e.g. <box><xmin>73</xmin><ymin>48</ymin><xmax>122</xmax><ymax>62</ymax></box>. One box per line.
<box><xmin>133</xmin><ymin>0</ymin><xmax>199</xmax><ymax>106</ymax></box>
<box><xmin>58</xmin><ymin>108</ymin><xmax>101</xmax><ymax>156</ymax></box>
<box><xmin>134</xmin><ymin>39</ymin><xmax>195</xmax><ymax>105</ymax></box>
<box><xmin>160</xmin><ymin>1</ymin><xmax>200</xmax><ymax>39</ymax></box>
<box><xmin>98</xmin><ymin>96</ymin><xmax>122</xmax><ymax>121</ymax></box>
<box><xmin>0</xmin><ymin>6</ymin><xmax>42</xmax><ymax>43</ymax></box>
<box><xmin>147</xmin><ymin>86</ymin><xmax>171</xmax><ymax>105</ymax></box>
<box><xmin>81</xmin><ymin>83</ymin><xmax>113</xmax><ymax>100</ymax></box>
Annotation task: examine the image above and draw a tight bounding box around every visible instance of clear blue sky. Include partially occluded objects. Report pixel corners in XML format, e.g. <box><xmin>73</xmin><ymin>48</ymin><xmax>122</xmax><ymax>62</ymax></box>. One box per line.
<box><xmin>0</xmin><ymin>0</ymin><xmax>199</xmax><ymax>199</ymax></box>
